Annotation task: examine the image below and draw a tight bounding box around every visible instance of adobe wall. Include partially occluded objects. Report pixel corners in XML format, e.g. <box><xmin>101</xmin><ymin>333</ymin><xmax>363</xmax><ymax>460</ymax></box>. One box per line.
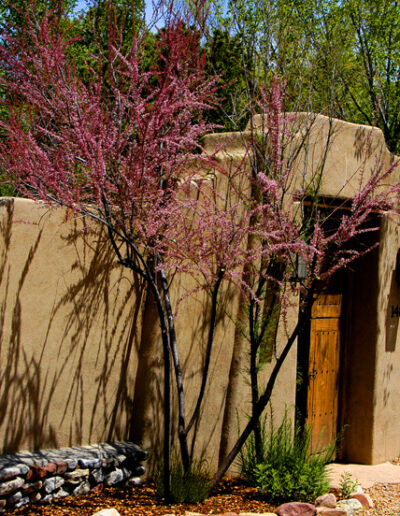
<box><xmin>1</xmin><ymin>112</ymin><xmax>399</xmax><ymax>470</ymax></box>
<box><xmin>0</xmin><ymin>201</ymin><xmax>298</xmax><ymax>474</ymax></box>
<box><xmin>0</xmin><ymin>198</ymin><xmax>143</xmax><ymax>452</ymax></box>
<box><xmin>372</xmin><ymin>216</ymin><xmax>400</xmax><ymax>463</ymax></box>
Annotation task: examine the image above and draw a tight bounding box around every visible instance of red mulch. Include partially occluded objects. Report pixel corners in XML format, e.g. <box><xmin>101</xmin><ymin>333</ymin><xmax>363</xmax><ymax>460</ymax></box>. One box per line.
<box><xmin>8</xmin><ymin>478</ymin><xmax>278</xmax><ymax>515</ymax></box>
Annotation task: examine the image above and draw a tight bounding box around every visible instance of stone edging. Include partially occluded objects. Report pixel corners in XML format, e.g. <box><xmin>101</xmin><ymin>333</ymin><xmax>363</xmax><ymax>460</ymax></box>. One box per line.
<box><xmin>0</xmin><ymin>441</ymin><xmax>147</xmax><ymax>512</ymax></box>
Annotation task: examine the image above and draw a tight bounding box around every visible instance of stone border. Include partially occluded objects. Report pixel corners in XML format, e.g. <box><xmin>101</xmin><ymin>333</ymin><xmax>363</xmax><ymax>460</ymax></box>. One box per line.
<box><xmin>0</xmin><ymin>441</ymin><xmax>147</xmax><ymax>512</ymax></box>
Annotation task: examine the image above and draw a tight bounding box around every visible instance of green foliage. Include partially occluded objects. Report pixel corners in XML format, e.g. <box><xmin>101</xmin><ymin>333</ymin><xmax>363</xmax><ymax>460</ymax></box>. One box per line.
<box><xmin>155</xmin><ymin>459</ymin><xmax>211</xmax><ymax>503</ymax></box>
<box><xmin>0</xmin><ymin>181</ymin><xmax>16</xmax><ymax>197</ymax></box>
<box><xmin>203</xmin><ymin>0</ymin><xmax>400</xmax><ymax>150</ymax></box>
<box><xmin>339</xmin><ymin>471</ymin><xmax>360</xmax><ymax>499</ymax></box>
<box><xmin>204</xmin><ymin>28</ymin><xmax>253</xmax><ymax>131</ymax></box>
<box><xmin>240</xmin><ymin>412</ymin><xmax>335</xmax><ymax>502</ymax></box>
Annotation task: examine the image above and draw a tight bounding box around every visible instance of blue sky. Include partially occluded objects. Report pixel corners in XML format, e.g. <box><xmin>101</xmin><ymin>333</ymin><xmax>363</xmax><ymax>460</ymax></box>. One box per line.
<box><xmin>75</xmin><ymin>0</ymin><xmax>87</xmax><ymax>10</ymax></box>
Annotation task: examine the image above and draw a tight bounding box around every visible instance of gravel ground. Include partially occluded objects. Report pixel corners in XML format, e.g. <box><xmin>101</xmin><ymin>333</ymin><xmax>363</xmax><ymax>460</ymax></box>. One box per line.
<box><xmin>5</xmin><ymin>478</ymin><xmax>400</xmax><ymax>515</ymax></box>
<box><xmin>366</xmin><ymin>483</ymin><xmax>400</xmax><ymax>515</ymax></box>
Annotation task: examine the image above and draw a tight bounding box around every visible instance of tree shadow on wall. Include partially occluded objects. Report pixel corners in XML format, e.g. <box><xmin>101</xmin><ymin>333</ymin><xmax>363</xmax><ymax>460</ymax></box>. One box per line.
<box><xmin>0</xmin><ymin>200</ymin><xmax>145</xmax><ymax>453</ymax></box>
<box><xmin>130</xmin><ymin>272</ymin><xmax>237</xmax><ymax>473</ymax></box>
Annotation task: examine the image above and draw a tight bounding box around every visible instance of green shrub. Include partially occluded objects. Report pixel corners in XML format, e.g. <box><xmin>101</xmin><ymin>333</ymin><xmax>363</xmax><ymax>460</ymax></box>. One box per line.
<box><xmin>240</xmin><ymin>411</ymin><xmax>335</xmax><ymax>502</ymax></box>
<box><xmin>155</xmin><ymin>459</ymin><xmax>211</xmax><ymax>503</ymax></box>
<box><xmin>339</xmin><ymin>471</ymin><xmax>360</xmax><ymax>498</ymax></box>
<box><xmin>0</xmin><ymin>182</ymin><xmax>17</xmax><ymax>197</ymax></box>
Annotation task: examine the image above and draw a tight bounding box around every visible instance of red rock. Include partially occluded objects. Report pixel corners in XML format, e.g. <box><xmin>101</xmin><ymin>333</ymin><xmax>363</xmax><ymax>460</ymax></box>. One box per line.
<box><xmin>315</xmin><ymin>494</ymin><xmax>337</xmax><ymax>508</ymax></box>
<box><xmin>350</xmin><ymin>492</ymin><xmax>374</xmax><ymax>509</ymax></box>
<box><xmin>25</xmin><ymin>465</ymin><xmax>47</xmax><ymax>482</ymax></box>
<box><xmin>44</xmin><ymin>462</ymin><xmax>57</xmax><ymax>475</ymax></box>
<box><xmin>55</xmin><ymin>461</ymin><xmax>69</xmax><ymax>474</ymax></box>
<box><xmin>276</xmin><ymin>502</ymin><xmax>316</xmax><ymax>516</ymax></box>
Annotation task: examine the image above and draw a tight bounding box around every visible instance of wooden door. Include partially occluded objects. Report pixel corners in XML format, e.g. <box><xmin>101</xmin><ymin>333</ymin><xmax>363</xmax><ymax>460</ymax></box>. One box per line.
<box><xmin>307</xmin><ymin>294</ymin><xmax>342</xmax><ymax>454</ymax></box>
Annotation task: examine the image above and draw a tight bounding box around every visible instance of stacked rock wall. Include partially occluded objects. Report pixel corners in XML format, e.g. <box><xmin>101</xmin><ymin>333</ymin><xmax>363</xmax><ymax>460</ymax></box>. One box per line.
<box><xmin>0</xmin><ymin>441</ymin><xmax>147</xmax><ymax>512</ymax></box>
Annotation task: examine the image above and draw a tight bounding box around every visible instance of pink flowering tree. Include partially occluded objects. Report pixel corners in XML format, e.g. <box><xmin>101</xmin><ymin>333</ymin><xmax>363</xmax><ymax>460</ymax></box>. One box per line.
<box><xmin>0</xmin><ymin>2</ymin><xmax>226</xmax><ymax>496</ymax></box>
<box><xmin>213</xmin><ymin>77</ymin><xmax>400</xmax><ymax>484</ymax></box>
<box><xmin>0</xmin><ymin>1</ymin><xmax>303</xmax><ymax>497</ymax></box>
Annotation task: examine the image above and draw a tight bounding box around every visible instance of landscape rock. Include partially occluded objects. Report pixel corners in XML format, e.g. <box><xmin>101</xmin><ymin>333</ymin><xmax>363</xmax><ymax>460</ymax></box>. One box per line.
<box><xmin>65</xmin><ymin>468</ymin><xmax>90</xmax><ymax>481</ymax></box>
<box><xmin>104</xmin><ymin>468</ymin><xmax>126</xmax><ymax>486</ymax></box>
<box><xmin>72</xmin><ymin>480</ymin><xmax>91</xmax><ymax>495</ymax></box>
<box><xmin>0</xmin><ymin>464</ymin><xmax>29</xmax><ymax>481</ymax></box>
<box><xmin>315</xmin><ymin>494</ymin><xmax>337</xmax><ymax>508</ymax></box>
<box><xmin>0</xmin><ymin>476</ymin><xmax>24</xmax><ymax>496</ymax></box>
<box><xmin>13</xmin><ymin>496</ymin><xmax>30</xmax><ymax>508</ymax></box>
<box><xmin>239</xmin><ymin>513</ymin><xmax>278</xmax><ymax>516</ymax></box>
<box><xmin>54</xmin><ymin>488</ymin><xmax>70</xmax><ymax>498</ymax></box>
<box><xmin>92</xmin><ymin>510</ymin><xmax>121</xmax><ymax>516</ymax></box>
<box><xmin>276</xmin><ymin>502</ymin><xmax>317</xmax><ymax>516</ymax></box>
<box><xmin>7</xmin><ymin>490</ymin><xmax>23</xmax><ymax>505</ymax></box>
<box><xmin>26</xmin><ymin>465</ymin><xmax>48</xmax><ymax>482</ymax></box>
<box><xmin>42</xmin><ymin>476</ymin><xmax>65</xmax><ymax>493</ymax></box>
<box><xmin>55</xmin><ymin>461</ymin><xmax>69</xmax><ymax>474</ymax></box>
<box><xmin>128</xmin><ymin>476</ymin><xmax>143</xmax><ymax>486</ymax></box>
<box><xmin>316</xmin><ymin>509</ymin><xmax>346</xmax><ymax>515</ymax></box>
<box><xmin>41</xmin><ymin>493</ymin><xmax>55</xmax><ymax>503</ymax></box>
<box><xmin>29</xmin><ymin>492</ymin><xmax>42</xmax><ymax>502</ymax></box>
<box><xmin>348</xmin><ymin>492</ymin><xmax>374</xmax><ymax>509</ymax></box>
<box><xmin>65</xmin><ymin>458</ymin><xmax>78</xmax><ymax>470</ymax></box>
<box><xmin>44</xmin><ymin>462</ymin><xmax>57</xmax><ymax>475</ymax></box>
<box><xmin>79</xmin><ymin>457</ymin><xmax>103</xmax><ymax>469</ymax></box>
<box><xmin>114</xmin><ymin>454</ymin><xmax>127</xmax><ymax>465</ymax></box>
<box><xmin>336</xmin><ymin>499</ymin><xmax>364</xmax><ymax>514</ymax></box>
<box><xmin>131</xmin><ymin>464</ymin><xmax>146</xmax><ymax>476</ymax></box>
<box><xmin>90</xmin><ymin>468</ymin><xmax>105</xmax><ymax>483</ymax></box>
<box><xmin>21</xmin><ymin>480</ymin><xmax>43</xmax><ymax>494</ymax></box>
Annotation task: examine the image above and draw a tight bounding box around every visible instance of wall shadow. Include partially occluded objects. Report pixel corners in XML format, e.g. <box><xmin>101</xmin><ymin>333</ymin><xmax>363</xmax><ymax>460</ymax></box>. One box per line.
<box><xmin>0</xmin><ymin>200</ymin><xmax>144</xmax><ymax>453</ymax></box>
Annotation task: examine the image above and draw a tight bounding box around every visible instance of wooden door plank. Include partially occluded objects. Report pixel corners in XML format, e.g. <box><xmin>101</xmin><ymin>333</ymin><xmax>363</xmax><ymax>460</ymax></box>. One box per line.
<box><xmin>312</xmin><ymin>294</ymin><xmax>342</xmax><ymax>318</ymax></box>
<box><xmin>307</xmin><ymin>293</ymin><xmax>342</xmax><ymax>453</ymax></box>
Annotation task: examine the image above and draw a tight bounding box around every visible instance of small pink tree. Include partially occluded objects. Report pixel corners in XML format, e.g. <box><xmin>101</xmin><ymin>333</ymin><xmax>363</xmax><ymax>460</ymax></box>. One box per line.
<box><xmin>0</xmin><ymin>1</ymin><xmax>300</xmax><ymax>496</ymax></box>
<box><xmin>213</xmin><ymin>77</ymin><xmax>400</xmax><ymax>484</ymax></box>
<box><xmin>0</xmin><ymin>2</ymin><xmax>226</xmax><ymax>496</ymax></box>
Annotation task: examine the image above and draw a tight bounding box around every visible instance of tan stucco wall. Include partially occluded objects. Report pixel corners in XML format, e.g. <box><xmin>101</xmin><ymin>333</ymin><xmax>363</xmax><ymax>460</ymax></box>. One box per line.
<box><xmin>372</xmin><ymin>217</ymin><xmax>400</xmax><ymax>463</ymax></box>
<box><xmin>248</xmin><ymin>112</ymin><xmax>395</xmax><ymax>200</ymax></box>
<box><xmin>0</xmin><ymin>198</ymin><xmax>298</xmax><ymax>473</ymax></box>
<box><xmin>0</xmin><ymin>198</ymin><xmax>143</xmax><ymax>452</ymax></box>
<box><xmin>1</xmin><ymin>112</ymin><xmax>400</xmax><ymax>468</ymax></box>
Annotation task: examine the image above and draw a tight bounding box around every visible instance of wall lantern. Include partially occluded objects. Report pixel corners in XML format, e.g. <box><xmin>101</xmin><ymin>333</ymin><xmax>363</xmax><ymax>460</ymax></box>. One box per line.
<box><xmin>297</xmin><ymin>256</ymin><xmax>307</xmax><ymax>280</ymax></box>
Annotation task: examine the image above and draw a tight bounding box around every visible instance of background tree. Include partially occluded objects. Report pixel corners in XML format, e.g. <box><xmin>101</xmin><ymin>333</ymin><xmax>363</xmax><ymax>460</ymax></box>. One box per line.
<box><xmin>203</xmin><ymin>0</ymin><xmax>400</xmax><ymax>152</ymax></box>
